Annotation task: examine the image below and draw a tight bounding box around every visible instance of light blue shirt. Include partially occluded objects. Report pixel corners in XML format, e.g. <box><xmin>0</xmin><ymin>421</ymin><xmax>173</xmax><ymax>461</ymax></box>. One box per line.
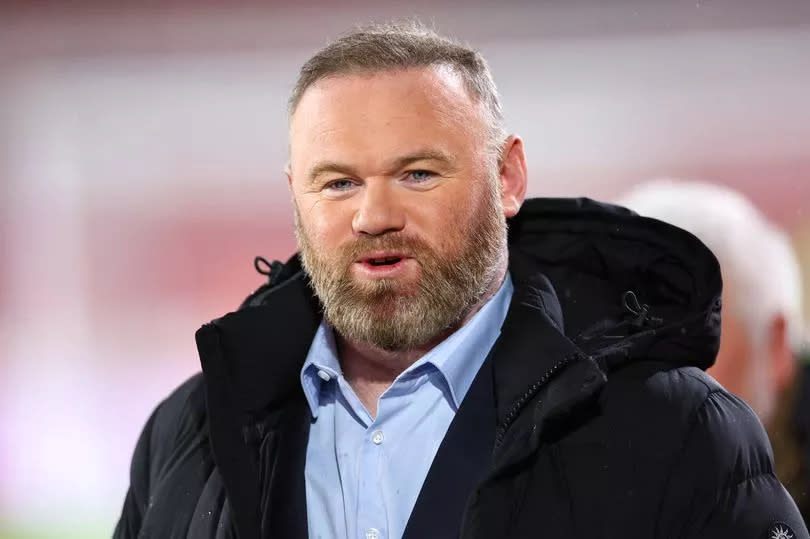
<box><xmin>300</xmin><ymin>274</ymin><xmax>513</xmax><ymax>539</ymax></box>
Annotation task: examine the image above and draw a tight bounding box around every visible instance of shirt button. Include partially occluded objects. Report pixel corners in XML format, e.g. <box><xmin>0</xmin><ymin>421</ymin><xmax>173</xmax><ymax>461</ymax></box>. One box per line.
<box><xmin>365</xmin><ymin>529</ymin><xmax>381</xmax><ymax>539</ymax></box>
<box><xmin>371</xmin><ymin>430</ymin><xmax>384</xmax><ymax>445</ymax></box>
<box><xmin>316</xmin><ymin>369</ymin><xmax>331</xmax><ymax>382</ymax></box>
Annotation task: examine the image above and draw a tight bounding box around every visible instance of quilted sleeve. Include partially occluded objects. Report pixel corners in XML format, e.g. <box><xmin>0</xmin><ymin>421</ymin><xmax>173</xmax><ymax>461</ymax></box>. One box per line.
<box><xmin>113</xmin><ymin>404</ymin><xmax>160</xmax><ymax>539</ymax></box>
<box><xmin>112</xmin><ymin>373</ymin><xmax>205</xmax><ymax>538</ymax></box>
<box><xmin>658</xmin><ymin>390</ymin><xmax>808</xmax><ymax>539</ymax></box>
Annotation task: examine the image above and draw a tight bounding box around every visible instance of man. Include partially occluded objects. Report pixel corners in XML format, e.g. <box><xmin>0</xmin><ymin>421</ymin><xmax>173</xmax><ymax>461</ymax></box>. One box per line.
<box><xmin>115</xmin><ymin>22</ymin><xmax>808</xmax><ymax>538</ymax></box>
<box><xmin>618</xmin><ymin>179</ymin><xmax>808</xmax><ymax>518</ymax></box>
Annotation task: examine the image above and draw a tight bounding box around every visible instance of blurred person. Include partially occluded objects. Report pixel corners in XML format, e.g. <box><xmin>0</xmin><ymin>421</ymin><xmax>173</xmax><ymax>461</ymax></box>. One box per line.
<box><xmin>115</xmin><ymin>22</ymin><xmax>806</xmax><ymax>539</ymax></box>
<box><xmin>619</xmin><ymin>179</ymin><xmax>808</xmax><ymax>516</ymax></box>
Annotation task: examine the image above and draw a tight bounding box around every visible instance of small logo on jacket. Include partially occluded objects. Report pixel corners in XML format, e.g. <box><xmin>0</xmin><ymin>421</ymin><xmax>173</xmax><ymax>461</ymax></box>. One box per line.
<box><xmin>766</xmin><ymin>522</ymin><xmax>795</xmax><ymax>539</ymax></box>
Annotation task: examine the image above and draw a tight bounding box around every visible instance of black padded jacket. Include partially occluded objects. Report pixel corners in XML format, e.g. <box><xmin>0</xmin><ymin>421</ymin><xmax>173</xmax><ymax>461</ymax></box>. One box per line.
<box><xmin>114</xmin><ymin>198</ymin><xmax>809</xmax><ymax>539</ymax></box>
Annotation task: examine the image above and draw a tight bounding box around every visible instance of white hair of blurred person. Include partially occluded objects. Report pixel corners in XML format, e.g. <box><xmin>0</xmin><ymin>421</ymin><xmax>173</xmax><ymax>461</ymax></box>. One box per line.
<box><xmin>618</xmin><ymin>179</ymin><xmax>804</xmax><ymax>424</ymax></box>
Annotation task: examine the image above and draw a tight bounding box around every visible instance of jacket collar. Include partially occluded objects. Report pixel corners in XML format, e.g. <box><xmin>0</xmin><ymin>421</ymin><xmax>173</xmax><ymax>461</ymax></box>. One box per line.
<box><xmin>195</xmin><ymin>270</ymin><xmax>319</xmax><ymax>539</ymax></box>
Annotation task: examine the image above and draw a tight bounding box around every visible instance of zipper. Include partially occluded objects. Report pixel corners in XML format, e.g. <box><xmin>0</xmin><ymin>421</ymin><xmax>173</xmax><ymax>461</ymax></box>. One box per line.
<box><xmin>461</xmin><ymin>352</ymin><xmax>583</xmax><ymax>538</ymax></box>
<box><xmin>493</xmin><ymin>352</ymin><xmax>580</xmax><ymax>450</ymax></box>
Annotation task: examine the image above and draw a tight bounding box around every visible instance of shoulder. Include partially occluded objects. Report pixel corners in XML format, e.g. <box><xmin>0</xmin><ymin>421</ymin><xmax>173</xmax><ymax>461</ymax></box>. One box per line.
<box><xmin>151</xmin><ymin>372</ymin><xmax>206</xmax><ymax>428</ymax></box>
<box><xmin>143</xmin><ymin>373</ymin><xmax>209</xmax><ymax>469</ymax></box>
<box><xmin>670</xmin><ymin>370</ymin><xmax>774</xmax><ymax>486</ymax></box>
<box><xmin>599</xmin><ymin>363</ymin><xmax>720</xmax><ymax>428</ymax></box>
<box><xmin>548</xmin><ymin>362</ymin><xmax>802</xmax><ymax>536</ymax></box>
<box><xmin>599</xmin><ymin>362</ymin><xmax>773</xmax><ymax>481</ymax></box>
<box><xmin>117</xmin><ymin>372</ymin><xmax>210</xmax><ymax>534</ymax></box>
<box><xmin>611</xmin><ymin>366</ymin><xmax>809</xmax><ymax>536</ymax></box>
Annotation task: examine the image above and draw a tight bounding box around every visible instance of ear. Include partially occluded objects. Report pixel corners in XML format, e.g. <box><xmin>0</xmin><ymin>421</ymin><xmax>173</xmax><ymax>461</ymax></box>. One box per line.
<box><xmin>768</xmin><ymin>314</ymin><xmax>795</xmax><ymax>392</ymax></box>
<box><xmin>285</xmin><ymin>163</ymin><xmax>293</xmax><ymax>189</ymax></box>
<box><xmin>498</xmin><ymin>135</ymin><xmax>528</xmax><ymax>218</ymax></box>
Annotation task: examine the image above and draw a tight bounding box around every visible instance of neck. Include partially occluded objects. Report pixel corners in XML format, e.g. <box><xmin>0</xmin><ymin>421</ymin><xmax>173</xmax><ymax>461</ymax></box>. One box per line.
<box><xmin>337</xmin><ymin>257</ymin><xmax>508</xmax><ymax>418</ymax></box>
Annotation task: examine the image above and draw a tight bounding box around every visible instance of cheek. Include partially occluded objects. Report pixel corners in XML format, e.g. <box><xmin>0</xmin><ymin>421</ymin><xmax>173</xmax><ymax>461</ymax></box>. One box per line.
<box><xmin>409</xmin><ymin>187</ymin><xmax>481</xmax><ymax>249</ymax></box>
<box><xmin>297</xmin><ymin>196</ymin><xmax>354</xmax><ymax>250</ymax></box>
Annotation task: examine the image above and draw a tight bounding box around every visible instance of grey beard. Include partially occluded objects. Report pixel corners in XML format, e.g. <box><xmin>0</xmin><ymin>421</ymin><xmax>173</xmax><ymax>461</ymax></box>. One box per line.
<box><xmin>294</xmin><ymin>185</ymin><xmax>506</xmax><ymax>352</ymax></box>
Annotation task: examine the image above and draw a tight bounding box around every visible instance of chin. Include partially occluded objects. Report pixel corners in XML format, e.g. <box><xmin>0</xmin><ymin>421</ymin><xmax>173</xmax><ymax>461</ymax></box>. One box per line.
<box><xmin>352</xmin><ymin>275</ymin><xmax>422</xmax><ymax>294</ymax></box>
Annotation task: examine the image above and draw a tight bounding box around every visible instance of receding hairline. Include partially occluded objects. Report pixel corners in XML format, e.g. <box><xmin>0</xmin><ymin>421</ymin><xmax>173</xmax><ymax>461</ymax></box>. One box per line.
<box><xmin>287</xmin><ymin>22</ymin><xmax>504</xmax><ymax>124</ymax></box>
<box><xmin>290</xmin><ymin>64</ymin><xmax>481</xmax><ymax>120</ymax></box>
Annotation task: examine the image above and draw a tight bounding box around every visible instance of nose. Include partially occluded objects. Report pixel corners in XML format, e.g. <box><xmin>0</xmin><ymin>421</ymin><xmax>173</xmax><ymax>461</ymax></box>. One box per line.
<box><xmin>352</xmin><ymin>180</ymin><xmax>406</xmax><ymax>236</ymax></box>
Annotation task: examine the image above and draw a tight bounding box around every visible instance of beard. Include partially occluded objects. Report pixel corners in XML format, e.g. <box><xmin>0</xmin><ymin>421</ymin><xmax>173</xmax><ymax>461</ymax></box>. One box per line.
<box><xmin>295</xmin><ymin>178</ymin><xmax>507</xmax><ymax>352</ymax></box>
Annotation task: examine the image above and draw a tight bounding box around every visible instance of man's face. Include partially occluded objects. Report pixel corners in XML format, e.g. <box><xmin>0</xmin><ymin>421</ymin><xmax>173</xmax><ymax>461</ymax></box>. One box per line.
<box><xmin>288</xmin><ymin>66</ymin><xmax>508</xmax><ymax>351</ymax></box>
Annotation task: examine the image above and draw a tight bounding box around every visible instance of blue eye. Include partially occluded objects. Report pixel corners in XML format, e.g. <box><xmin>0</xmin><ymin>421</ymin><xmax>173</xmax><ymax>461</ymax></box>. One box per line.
<box><xmin>325</xmin><ymin>179</ymin><xmax>356</xmax><ymax>191</ymax></box>
<box><xmin>408</xmin><ymin>170</ymin><xmax>434</xmax><ymax>182</ymax></box>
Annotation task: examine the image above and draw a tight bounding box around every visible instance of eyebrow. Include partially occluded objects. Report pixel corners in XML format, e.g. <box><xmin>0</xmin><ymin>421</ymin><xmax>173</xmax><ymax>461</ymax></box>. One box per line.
<box><xmin>306</xmin><ymin>150</ymin><xmax>456</xmax><ymax>185</ymax></box>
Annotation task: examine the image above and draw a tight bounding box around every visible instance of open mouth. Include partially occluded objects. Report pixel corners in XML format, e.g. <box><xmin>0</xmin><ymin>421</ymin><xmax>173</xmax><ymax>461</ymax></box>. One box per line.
<box><xmin>355</xmin><ymin>253</ymin><xmax>411</xmax><ymax>275</ymax></box>
<box><xmin>366</xmin><ymin>256</ymin><xmax>403</xmax><ymax>266</ymax></box>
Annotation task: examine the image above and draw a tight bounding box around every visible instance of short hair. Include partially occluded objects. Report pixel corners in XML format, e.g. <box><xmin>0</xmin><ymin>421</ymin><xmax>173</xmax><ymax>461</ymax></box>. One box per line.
<box><xmin>617</xmin><ymin>179</ymin><xmax>804</xmax><ymax>353</ymax></box>
<box><xmin>289</xmin><ymin>20</ymin><xmax>507</xmax><ymax>158</ymax></box>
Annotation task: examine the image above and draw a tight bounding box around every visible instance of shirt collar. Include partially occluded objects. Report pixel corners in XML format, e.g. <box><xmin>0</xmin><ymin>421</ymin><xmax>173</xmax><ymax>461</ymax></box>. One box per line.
<box><xmin>300</xmin><ymin>322</ymin><xmax>341</xmax><ymax>418</ymax></box>
<box><xmin>300</xmin><ymin>273</ymin><xmax>514</xmax><ymax>416</ymax></box>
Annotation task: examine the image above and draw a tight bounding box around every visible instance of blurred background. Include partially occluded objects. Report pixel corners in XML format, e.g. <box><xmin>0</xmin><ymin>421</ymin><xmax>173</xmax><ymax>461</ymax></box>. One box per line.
<box><xmin>1</xmin><ymin>1</ymin><xmax>809</xmax><ymax>537</ymax></box>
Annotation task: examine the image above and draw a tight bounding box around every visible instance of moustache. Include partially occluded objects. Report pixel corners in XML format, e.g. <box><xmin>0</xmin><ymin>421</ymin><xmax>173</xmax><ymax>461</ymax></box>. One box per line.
<box><xmin>336</xmin><ymin>234</ymin><xmax>435</xmax><ymax>265</ymax></box>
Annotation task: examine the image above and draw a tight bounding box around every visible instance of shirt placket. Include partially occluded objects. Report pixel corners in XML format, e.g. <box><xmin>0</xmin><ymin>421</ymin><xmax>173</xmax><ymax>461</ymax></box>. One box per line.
<box><xmin>335</xmin><ymin>376</ymin><xmax>389</xmax><ymax>539</ymax></box>
<box><xmin>356</xmin><ymin>422</ymin><xmax>387</xmax><ymax>539</ymax></box>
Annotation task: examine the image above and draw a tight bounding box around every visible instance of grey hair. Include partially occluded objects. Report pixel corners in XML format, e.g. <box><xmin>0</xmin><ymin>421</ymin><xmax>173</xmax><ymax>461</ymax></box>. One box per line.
<box><xmin>617</xmin><ymin>179</ymin><xmax>804</xmax><ymax>354</ymax></box>
<box><xmin>289</xmin><ymin>20</ymin><xmax>508</xmax><ymax>161</ymax></box>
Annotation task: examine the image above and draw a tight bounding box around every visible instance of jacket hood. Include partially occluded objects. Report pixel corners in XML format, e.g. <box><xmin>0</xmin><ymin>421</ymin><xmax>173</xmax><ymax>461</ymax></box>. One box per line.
<box><xmin>507</xmin><ymin>197</ymin><xmax>722</xmax><ymax>371</ymax></box>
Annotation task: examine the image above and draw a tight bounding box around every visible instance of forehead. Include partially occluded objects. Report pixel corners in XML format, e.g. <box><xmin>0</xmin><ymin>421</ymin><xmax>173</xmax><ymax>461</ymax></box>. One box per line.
<box><xmin>288</xmin><ymin>66</ymin><xmax>487</xmax><ymax>169</ymax></box>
